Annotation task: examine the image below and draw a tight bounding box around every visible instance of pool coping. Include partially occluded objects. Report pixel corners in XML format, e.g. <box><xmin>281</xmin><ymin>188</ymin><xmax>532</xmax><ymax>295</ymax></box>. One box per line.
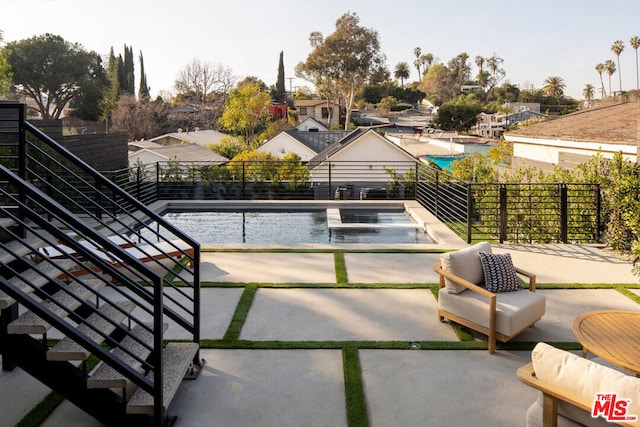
<box><xmin>144</xmin><ymin>200</ymin><xmax>468</xmax><ymax>251</ymax></box>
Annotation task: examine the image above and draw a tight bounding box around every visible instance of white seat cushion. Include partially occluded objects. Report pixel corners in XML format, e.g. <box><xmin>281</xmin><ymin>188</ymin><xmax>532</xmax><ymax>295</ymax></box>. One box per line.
<box><xmin>438</xmin><ymin>287</ymin><xmax>545</xmax><ymax>337</ymax></box>
<box><xmin>531</xmin><ymin>342</ymin><xmax>640</xmax><ymax>426</ymax></box>
<box><xmin>440</xmin><ymin>242</ymin><xmax>491</xmax><ymax>294</ymax></box>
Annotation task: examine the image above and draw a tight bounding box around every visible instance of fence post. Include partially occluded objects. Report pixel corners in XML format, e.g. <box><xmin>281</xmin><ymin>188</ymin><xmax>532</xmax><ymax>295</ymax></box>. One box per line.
<box><xmin>499</xmin><ymin>184</ymin><xmax>507</xmax><ymax>243</ymax></box>
<box><xmin>466</xmin><ymin>183</ymin><xmax>472</xmax><ymax>243</ymax></box>
<box><xmin>595</xmin><ymin>183</ymin><xmax>602</xmax><ymax>242</ymax></box>
<box><xmin>242</xmin><ymin>162</ymin><xmax>246</xmax><ymax>200</ymax></box>
<box><xmin>155</xmin><ymin>162</ymin><xmax>160</xmax><ymax>201</ymax></box>
<box><xmin>559</xmin><ymin>184</ymin><xmax>568</xmax><ymax>243</ymax></box>
<box><xmin>328</xmin><ymin>162</ymin><xmax>332</xmax><ymax>200</ymax></box>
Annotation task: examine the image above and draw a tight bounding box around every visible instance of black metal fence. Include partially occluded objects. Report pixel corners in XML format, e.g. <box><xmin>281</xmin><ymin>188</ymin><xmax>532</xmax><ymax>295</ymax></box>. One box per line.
<box><xmin>115</xmin><ymin>159</ymin><xmax>602</xmax><ymax>244</ymax></box>
<box><xmin>416</xmin><ymin>165</ymin><xmax>601</xmax><ymax>244</ymax></box>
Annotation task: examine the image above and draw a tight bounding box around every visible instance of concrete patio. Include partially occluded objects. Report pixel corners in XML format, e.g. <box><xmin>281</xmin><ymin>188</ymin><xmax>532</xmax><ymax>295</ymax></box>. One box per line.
<box><xmin>1</xmin><ymin>244</ymin><xmax>639</xmax><ymax>426</ymax></box>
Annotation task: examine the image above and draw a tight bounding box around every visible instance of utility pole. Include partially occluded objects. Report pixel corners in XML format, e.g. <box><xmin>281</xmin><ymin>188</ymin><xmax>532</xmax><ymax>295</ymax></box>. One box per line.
<box><xmin>287</xmin><ymin>77</ymin><xmax>294</xmax><ymax>93</ymax></box>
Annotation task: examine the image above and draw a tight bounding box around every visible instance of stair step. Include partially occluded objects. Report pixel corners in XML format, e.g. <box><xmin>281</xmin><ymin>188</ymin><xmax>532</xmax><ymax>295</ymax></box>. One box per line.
<box><xmin>0</xmin><ymin>216</ymin><xmax>16</xmax><ymax>230</ymax></box>
<box><xmin>0</xmin><ymin>236</ymin><xmax>47</xmax><ymax>264</ymax></box>
<box><xmin>7</xmin><ymin>279</ymin><xmax>106</xmax><ymax>334</ymax></box>
<box><xmin>126</xmin><ymin>342</ymin><xmax>199</xmax><ymax>415</ymax></box>
<box><xmin>87</xmin><ymin>322</ymin><xmax>169</xmax><ymax>390</ymax></box>
<box><xmin>0</xmin><ymin>258</ymin><xmax>77</xmax><ymax>309</ymax></box>
<box><xmin>46</xmin><ymin>301</ymin><xmax>136</xmax><ymax>361</ymax></box>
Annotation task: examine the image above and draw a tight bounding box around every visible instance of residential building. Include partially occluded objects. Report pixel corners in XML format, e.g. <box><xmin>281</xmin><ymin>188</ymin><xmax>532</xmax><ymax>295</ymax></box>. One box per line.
<box><xmin>149</xmin><ymin>129</ymin><xmax>227</xmax><ymax>148</ymax></box>
<box><xmin>294</xmin><ymin>99</ymin><xmax>340</xmax><ymax>128</ymax></box>
<box><xmin>128</xmin><ymin>140</ymin><xmax>228</xmax><ymax>166</ymax></box>
<box><xmin>504</xmin><ymin>101</ymin><xmax>640</xmax><ymax>171</ymax></box>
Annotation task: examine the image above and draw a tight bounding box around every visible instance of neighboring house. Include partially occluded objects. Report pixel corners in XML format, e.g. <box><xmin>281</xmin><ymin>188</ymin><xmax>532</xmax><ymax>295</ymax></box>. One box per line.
<box><xmin>128</xmin><ymin>140</ymin><xmax>228</xmax><ymax>166</ymax></box>
<box><xmin>477</xmin><ymin>104</ymin><xmax>546</xmax><ymax>139</ymax></box>
<box><xmin>257</xmin><ymin>128</ymin><xmax>351</xmax><ymax>162</ymax></box>
<box><xmin>149</xmin><ymin>129</ymin><xmax>227</xmax><ymax>148</ymax></box>
<box><xmin>294</xmin><ymin>99</ymin><xmax>340</xmax><ymax>128</ymax></box>
<box><xmin>296</xmin><ymin>117</ymin><xmax>329</xmax><ymax>132</ymax></box>
<box><xmin>308</xmin><ymin>128</ymin><xmax>418</xmax><ymax>198</ymax></box>
<box><xmin>504</xmin><ymin>101</ymin><xmax>640</xmax><ymax>171</ymax></box>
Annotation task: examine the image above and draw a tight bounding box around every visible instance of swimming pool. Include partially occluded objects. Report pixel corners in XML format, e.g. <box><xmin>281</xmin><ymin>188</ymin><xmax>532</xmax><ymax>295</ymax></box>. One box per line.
<box><xmin>143</xmin><ymin>209</ymin><xmax>432</xmax><ymax>244</ymax></box>
<box><xmin>423</xmin><ymin>155</ymin><xmax>463</xmax><ymax>171</ymax></box>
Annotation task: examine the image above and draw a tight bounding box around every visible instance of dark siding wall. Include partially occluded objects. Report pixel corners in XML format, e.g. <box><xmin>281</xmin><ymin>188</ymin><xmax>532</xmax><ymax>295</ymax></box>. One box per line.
<box><xmin>31</xmin><ymin>120</ymin><xmax>128</xmax><ymax>171</ymax></box>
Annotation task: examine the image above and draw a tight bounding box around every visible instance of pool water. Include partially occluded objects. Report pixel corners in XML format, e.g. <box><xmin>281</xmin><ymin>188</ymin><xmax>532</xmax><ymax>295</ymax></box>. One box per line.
<box><xmin>146</xmin><ymin>210</ymin><xmax>431</xmax><ymax>244</ymax></box>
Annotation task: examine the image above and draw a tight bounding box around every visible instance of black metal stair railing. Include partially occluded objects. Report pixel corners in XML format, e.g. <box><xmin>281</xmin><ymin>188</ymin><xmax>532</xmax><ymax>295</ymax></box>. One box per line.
<box><xmin>0</xmin><ymin>166</ymin><xmax>166</xmax><ymax>423</ymax></box>
<box><xmin>0</xmin><ymin>102</ymin><xmax>201</xmax><ymax>424</ymax></box>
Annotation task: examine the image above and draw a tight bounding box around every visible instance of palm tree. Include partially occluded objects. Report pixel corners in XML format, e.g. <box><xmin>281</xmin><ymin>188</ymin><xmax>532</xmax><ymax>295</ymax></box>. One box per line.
<box><xmin>611</xmin><ymin>40</ymin><xmax>625</xmax><ymax>92</ymax></box>
<box><xmin>630</xmin><ymin>36</ymin><xmax>640</xmax><ymax>90</ymax></box>
<box><xmin>394</xmin><ymin>62</ymin><xmax>411</xmax><ymax>88</ymax></box>
<box><xmin>605</xmin><ymin>59</ymin><xmax>617</xmax><ymax>96</ymax></box>
<box><xmin>413</xmin><ymin>47</ymin><xmax>422</xmax><ymax>78</ymax></box>
<box><xmin>583</xmin><ymin>83</ymin><xmax>595</xmax><ymax>105</ymax></box>
<box><xmin>542</xmin><ymin>76</ymin><xmax>566</xmax><ymax>98</ymax></box>
<box><xmin>595</xmin><ymin>63</ymin><xmax>606</xmax><ymax>98</ymax></box>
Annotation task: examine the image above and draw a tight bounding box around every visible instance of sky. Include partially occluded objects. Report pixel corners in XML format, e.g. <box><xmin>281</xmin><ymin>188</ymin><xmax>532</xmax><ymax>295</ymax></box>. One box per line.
<box><xmin>2</xmin><ymin>0</ymin><xmax>640</xmax><ymax>101</ymax></box>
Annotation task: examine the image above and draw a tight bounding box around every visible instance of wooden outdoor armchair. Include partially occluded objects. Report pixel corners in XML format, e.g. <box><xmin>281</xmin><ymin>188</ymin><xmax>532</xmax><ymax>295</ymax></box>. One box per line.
<box><xmin>432</xmin><ymin>243</ymin><xmax>546</xmax><ymax>353</ymax></box>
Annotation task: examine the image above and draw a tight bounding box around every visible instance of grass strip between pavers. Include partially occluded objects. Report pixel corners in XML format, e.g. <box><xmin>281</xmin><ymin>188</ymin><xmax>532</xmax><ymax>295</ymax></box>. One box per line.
<box><xmin>223</xmin><ymin>285</ymin><xmax>257</xmax><ymax>340</ymax></box>
<box><xmin>335</xmin><ymin>251</ymin><xmax>347</xmax><ymax>284</ymax></box>
<box><xmin>343</xmin><ymin>346</ymin><xmax>368</xmax><ymax>427</ymax></box>
<box><xmin>17</xmin><ymin>392</ymin><xmax>64</xmax><ymax>427</ymax></box>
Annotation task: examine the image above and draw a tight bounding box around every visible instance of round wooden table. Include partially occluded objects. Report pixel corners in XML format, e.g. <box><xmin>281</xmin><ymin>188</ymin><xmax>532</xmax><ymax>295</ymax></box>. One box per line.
<box><xmin>572</xmin><ymin>310</ymin><xmax>640</xmax><ymax>375</ymax></box>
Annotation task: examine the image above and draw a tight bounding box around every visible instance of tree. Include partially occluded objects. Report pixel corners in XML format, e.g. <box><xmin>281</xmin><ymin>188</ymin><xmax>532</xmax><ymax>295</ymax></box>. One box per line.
<box><xmin>0</xmin><ymin>31</ymin><xmax>13</xmax><ymax>96</ymax></box>
<box><xmin>394</xmin><ymin>62</ymin><xmax>410</xmax><ymax>88</ymax></box>
<box><xmin>611</xmin><ymin>40</ymin><xmax>625</xmax><ymax>93</ymax></box>
<box><xmin>174</xmin><ymin>58</ymin><xmax>234</xmax><ymax>105</ymax></box>
<box><xmin>69</xmin><ymin>52</ymin><xmax>108</xmax><ymax>121</ymax></box>
<box><xmin>583</xmin><ymin>83</ymin><xmax>595</xmax><ymax>104</ymax></box>
<box><xmin>138</xmin><ymin>50</ymin><xmax>150</xmax><ymax>100</ymax></box>
<box><xmin>5</xmin><ymin>33</ymin><xmax>100</xmax><ymax>119</ymax></box>
<box><xmin>101</xmin><ymin>48</ymin><xmax>120</xmax><ymax>120</ymax></box>
<box><xmin>413</xmin><ymin>47</ymin><xmax>423</xmax><ymax>78</ymax></box>
<box><xmin>432</xmin><ymin>97</ymin><xmax>483</xmax><ymax>133</ymax></box>
<box><xmin>542</xmin><ymin>76</ymin><xmax>566</xmax><ymax>98</ymax></box>
<box><xmin>297</xmin><ymin>12</ymin><xmax>386</xmax><ymax>130</ymax></box>
<box><xmin>275</xmin><ymin>51</ymin><xmax>286</xmax><ymax>103</ymax></box>
<box><xmin>595</xmin><ymin>63</ymin><xmax>606</xmax><ymax>98</ymax></box>
<box><xmin>605</xmin><ymin>59</ymin><xmax>616</xmax><ymax>97</ymax></box>
<box><xmin>218</xmin><ymin>81</ymin><xmax>271</xmax><ymax>145</ymax></box>
<box><xmin>110</xmin><ymin>94</ymin><xmax>168</xmax><ymax>140</ymax></box>
<box><xmin>630</xmin><ymin>36</ymin><xmax>640</xmax><ymax>90</ymax></box>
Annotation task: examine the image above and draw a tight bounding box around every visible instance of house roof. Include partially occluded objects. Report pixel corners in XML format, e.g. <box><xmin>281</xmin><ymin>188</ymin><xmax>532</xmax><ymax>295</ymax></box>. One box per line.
<box><xmin>284</xmin><ymin>129</ymin><xmax>352</xmax><ymax>153</ymax></box>
<box><xmin>129</xmin><ymin>143</ymin><xmax>228</xmax><ymax>163</ymax></box>
<box><xmin>296</xmin><ymin>117</ymin><xmax>329</xmax><ymax>131</ymax></box>
<box><xmin>294</xmin><ymin>99</ymin><xmax>340</xmax><ymax>107</ymax></box>
<box><xmin>308</xmin><ymin>128</ymin><xmax>416</xmax><ymax>168</ymax></box>
<box><xmin>506</xmin><ymin>101</ymin><xmax>640</xmax><ymax>145</ymax></box>
<box><xmin>149</xmin><ymin>129</ymin><xmax>227</xmax><ymax>147</ymax></box>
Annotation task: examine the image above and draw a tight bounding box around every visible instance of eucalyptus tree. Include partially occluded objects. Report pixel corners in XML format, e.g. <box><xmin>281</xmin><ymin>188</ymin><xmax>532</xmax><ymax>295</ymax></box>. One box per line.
<box><xmin>595</xmin><ymin>63</ymin><xmax>606</xmax><ymax>98</ymax></box>
<box><xmin>630</xmin><ymin>36</ymin><xmax>640</xmax><ymax>90</ymax></box>
<box><xmin>394</xmin><ymin>62</ymin><xmax>410</xmax><ymax>87</ymax></box>
<box><xmin>611</xmin><ymin>40</ymin><xmax>625</xmax><ymax>92</ymax></box>
<box><xmin>605</xmin><ymin>59</ymin><xmax>616</xmax><ymax>96</ymax></box>
<box><xmin>297</xmin><ymin>12</ymin><xmax>386</xmax><ymax>129</ymax></box>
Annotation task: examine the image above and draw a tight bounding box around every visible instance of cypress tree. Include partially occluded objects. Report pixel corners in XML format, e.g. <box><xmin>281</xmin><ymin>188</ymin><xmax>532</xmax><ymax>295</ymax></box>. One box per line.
<box><xmin>138</xmin><ymin>50</ymin><xmax>150</xmax><ymax>100</ymax></box>
<box><xmin>123</xmin><ymin>44</ymin><xmax>135</xmax><ymax>95</ymax></box>
<box><xmin>276</xmin><ymin>51</ymin><xmax>285</xmax><ymax>103</ymax></box>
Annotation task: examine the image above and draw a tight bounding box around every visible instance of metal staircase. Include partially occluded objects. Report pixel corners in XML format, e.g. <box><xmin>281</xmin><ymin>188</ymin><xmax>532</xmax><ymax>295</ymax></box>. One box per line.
<box><xmin>0</xmin><ymin>102</ymin><xmax>202</xmax><ymax>426</ymax></box>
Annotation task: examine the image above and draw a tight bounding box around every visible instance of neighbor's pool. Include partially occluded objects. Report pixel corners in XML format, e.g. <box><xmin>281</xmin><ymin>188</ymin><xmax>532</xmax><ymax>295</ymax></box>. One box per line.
<box><xmin>143</xmin><ymin>209</ymin><xmax>432</xmax><ymax>244</ymax></box>
<box><xmin>423</xmin><ymin>155</ymin><xmax>464</xmax><ymax>171</ymax></box>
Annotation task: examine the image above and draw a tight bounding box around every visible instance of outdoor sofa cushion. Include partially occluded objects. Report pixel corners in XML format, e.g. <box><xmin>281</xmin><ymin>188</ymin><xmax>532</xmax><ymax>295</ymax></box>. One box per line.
<box><xmin>438</xmin><ymin>286</ymin><xmax>545</xmax><ymax>338</ymax></box>
<box><xmin>439</xmin><ymin>242</ymin><xmax>491</xmax><ymax>294</ymax></box>
<box><xmin>526</xmin><ymin>342</ymin><xmax>640</xmax><ymax>427</ymax></box>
